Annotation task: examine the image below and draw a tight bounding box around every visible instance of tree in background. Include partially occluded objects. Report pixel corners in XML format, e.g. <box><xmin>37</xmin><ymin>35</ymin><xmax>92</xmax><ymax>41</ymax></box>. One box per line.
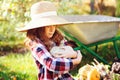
<box><xmin>116</xmin><ymin>0</ymin><xmax>120</xmax><ymax>17</ymax></box>
<box><xmin>0</xmin><ymin>0</ymin><xmax>120</xmax><ymax>46</ymax></box>
<box><xmin>94</xmin><ymin>0</ymin><xmax>116</xmax><ymax>16</ymax></box>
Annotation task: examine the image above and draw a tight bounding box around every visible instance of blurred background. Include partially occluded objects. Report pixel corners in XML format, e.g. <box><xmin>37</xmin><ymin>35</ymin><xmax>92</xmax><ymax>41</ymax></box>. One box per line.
<box><xmin>0</xmin><ymin>0</ymin><xmax>120</xmax><ymax>80</ymax></box>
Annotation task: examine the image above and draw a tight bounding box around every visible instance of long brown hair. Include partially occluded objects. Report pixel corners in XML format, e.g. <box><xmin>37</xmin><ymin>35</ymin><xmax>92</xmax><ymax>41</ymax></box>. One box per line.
<box><xmin>25</xmin><ymin>27</ymin><xmax>64</xmax><ymax>51</ymax></box>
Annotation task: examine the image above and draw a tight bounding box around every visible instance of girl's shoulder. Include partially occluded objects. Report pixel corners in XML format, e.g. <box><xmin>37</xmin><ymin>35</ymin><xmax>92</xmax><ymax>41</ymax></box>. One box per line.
<box><xmin>25</xmin><ymin>38</ymin><xmax>44</xmax><ymax>50</ymax></box>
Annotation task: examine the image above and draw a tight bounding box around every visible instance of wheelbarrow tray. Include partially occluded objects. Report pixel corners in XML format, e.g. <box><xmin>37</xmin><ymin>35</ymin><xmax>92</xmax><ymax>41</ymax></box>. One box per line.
<box><xmin>60</xmin><ymin>15</ymin><xmax>120</xmax><ymax>44</ymax></box>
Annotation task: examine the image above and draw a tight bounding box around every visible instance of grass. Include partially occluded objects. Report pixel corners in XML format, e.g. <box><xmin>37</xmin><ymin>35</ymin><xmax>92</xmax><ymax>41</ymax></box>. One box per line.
<box><xmin>0</xmin><ymin>52</ymin><xmax>37</xmax><ymax>80</ymax></box>
<box><xmin>0</xmin><ymin>52</ymin><xmax>96</xmax><ymax>80</ymax></box>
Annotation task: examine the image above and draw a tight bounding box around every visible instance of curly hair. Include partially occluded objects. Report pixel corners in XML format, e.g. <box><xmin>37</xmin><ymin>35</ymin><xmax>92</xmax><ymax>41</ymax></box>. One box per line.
<box><xmin>25</xmin><ymin>27</ymin><xmax>64</xmax><ymax>51</ymax></box>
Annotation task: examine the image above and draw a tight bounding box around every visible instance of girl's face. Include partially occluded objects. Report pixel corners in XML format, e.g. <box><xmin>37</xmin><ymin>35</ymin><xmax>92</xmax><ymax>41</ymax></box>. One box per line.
<box><xmin>44</xmin><ymin>25</ymin><xmax>56</xmax><ymax>39</ymax></box>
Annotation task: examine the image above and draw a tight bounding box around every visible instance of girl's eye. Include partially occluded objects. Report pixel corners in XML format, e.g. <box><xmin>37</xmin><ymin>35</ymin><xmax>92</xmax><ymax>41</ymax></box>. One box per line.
<box><xmin>46</xmin><ymin>26</ymin><xmax>50</xmax><ymax>28</ymax></box>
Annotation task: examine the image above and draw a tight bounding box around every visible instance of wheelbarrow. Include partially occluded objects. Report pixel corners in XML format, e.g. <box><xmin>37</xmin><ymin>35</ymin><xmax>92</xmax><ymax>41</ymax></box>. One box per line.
<box><xmin>59</xmin><ymin>15</ymin><xmax>120</xmax><ymax>64</ymax></box>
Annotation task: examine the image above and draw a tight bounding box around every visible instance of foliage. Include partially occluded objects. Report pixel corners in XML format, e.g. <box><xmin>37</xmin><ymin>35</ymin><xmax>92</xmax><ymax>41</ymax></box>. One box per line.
<box><xmin>116</xmin><ymin>0</ymin><xmax>120</xmax><ymax>17</ymax></box>
<box><xmin>1</xmin><ymin>0</ymin><xmax>120</xmax><ymax>46</ymax></box>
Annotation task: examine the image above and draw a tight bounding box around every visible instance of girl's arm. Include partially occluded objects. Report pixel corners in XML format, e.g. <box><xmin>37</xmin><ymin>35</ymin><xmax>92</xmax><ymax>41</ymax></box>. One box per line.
<box><xmin>31</xmin><ymin>43</ymin><xmax>73</xmax><ymax>74</ymax></box>
<box><xmin>71</xmin><ymin>50</ymin><xmax>82</xmax><ymax>65</ymax></box>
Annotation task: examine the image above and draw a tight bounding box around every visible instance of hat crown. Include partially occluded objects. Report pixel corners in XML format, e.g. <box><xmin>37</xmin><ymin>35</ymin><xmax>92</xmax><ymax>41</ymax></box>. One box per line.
<box><xmin>16</xmin><ymin>1</ymin><xmax>71</xmax><ymax>32</ymax></box>
<box><xmin>30</xmin><ymin>1</ymin><xmax>57</xmax><ymax>17</ymax></box>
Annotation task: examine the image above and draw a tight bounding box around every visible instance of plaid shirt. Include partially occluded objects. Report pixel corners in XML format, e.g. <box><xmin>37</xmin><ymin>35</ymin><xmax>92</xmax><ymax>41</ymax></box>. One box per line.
<box><xmin>30</xmin><ymin>40</ymin><xmax>74</xmax><ymax>80</ymax></box>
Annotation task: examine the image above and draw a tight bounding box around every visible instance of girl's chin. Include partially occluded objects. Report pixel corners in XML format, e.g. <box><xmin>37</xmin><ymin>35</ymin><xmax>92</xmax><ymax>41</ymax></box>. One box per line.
<box><xmin>47</xmin><ymin>36</ymin><xmax>53</xmax><ymax>39</ymax></box>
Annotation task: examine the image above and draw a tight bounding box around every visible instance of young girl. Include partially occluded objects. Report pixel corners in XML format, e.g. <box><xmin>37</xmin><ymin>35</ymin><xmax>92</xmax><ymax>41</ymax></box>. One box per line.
<box><xmin>17</xmin><ymin>1</ymin><xmax>82</xmax><ymax>80</ymax></box>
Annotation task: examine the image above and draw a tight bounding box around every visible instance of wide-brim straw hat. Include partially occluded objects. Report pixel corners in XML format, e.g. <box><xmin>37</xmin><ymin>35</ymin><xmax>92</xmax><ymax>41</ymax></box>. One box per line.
<box><xmin>16</xmin><ymin>1</ymin><xmax>71</xmax><ymax>32</ymax></box>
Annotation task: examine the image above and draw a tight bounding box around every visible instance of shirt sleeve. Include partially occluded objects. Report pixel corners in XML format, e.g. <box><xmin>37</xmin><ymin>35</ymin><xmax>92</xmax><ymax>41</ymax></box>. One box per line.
<box><xmin>31</xmin><ymin>42</ymin><xmax>73</xmax><ymax>74</ymax></box>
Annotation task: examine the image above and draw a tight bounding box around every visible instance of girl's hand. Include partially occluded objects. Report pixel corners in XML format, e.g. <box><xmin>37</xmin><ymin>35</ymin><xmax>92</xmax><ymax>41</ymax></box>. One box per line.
<box><xmin>50</xmin><ymin>46</ymin><xmax>77</xmax><ymax>58</ymax></box>
<box><xmin>59</xmin><ymin>46</ymin><xmax>77</xmax><ymax>58</ymax></box>
<box><xmin>72</xmin><ymin>50</ymin><xmax>82</xmax><ymax>65</ymax></box>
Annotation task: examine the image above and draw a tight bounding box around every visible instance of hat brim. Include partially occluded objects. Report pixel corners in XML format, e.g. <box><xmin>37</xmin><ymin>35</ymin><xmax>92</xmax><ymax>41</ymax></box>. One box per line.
<box><xmin>16</xmin><ymin>16</ymin><xmax>72</xmax><ymax>32</ymax></box>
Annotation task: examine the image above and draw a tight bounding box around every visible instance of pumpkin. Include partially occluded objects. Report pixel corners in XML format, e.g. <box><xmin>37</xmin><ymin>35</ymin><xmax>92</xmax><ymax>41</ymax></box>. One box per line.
<box><xmin>87</xmin><ymin>68</ymin><xmax>100</xmax><ymax>80</ymax></box>
<box><xmin>78</xmin><ymin>64</ymin><xmax>100</xmax><ymax>80</ymax></box>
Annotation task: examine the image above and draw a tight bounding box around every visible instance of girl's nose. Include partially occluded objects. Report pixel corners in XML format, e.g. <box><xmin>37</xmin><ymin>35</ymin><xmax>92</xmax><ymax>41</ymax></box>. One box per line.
<box><xmin>50</xmin><ymin>26</ymin><xmax>56</xmax><ymax>31</ymax></box>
